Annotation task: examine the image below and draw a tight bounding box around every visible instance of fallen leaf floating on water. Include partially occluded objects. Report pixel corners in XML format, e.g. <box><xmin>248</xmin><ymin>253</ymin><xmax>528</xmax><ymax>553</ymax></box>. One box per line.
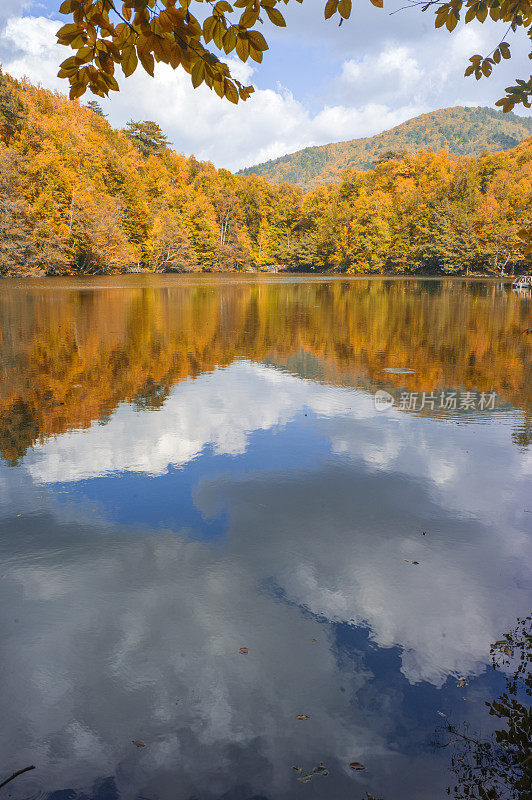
<box><xmin>238</xmin><ymin>647</ymin><xmax>248</xmax><ymax>655</ymax></box>
<box><xmin>296</xmin><ymin>715</ymin><xmax>309</xmax><ymax>720</ymax></box>
<box><xmin>491</xmin><ymin>640</ymin><xmax>514</xmax><ymax>657</ymax></box>
<box><xmin>132</xmin><ymin>740</ymin><xmax>146</xmax><ymax>747</ymax></box>
<box><xmin>404</xmin><ymin>559</ymin><xmax>420</xmax><ymax>565</ymax></box>
<box><xmin>296</xmin><ymin>763</ymin><xmax>328</xmax><ymax>783</ymax></box>
<box><xmin>349</xmin><ymin>761</ymin><xmax>365</xmax><ymax>770</ymax></box>
<box><xmin>457</xmin><ymin>678</ymin><xmax>467</xmax><ymax>687</ymax></box>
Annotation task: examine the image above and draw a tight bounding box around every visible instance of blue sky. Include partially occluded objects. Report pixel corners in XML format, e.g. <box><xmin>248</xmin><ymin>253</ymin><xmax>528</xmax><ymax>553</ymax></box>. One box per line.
<box><xmin>0</xmin><ymin>0</ymin><xmax>530</xmax><ymax>169</ymax></box>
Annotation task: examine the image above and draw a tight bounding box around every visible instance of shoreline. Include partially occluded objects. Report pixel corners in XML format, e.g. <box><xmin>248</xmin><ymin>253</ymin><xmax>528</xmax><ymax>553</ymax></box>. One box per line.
<box><xmin>0</xmin><ymin>273</ymin><xmax>524</xmax><ymax>290</ymax></box>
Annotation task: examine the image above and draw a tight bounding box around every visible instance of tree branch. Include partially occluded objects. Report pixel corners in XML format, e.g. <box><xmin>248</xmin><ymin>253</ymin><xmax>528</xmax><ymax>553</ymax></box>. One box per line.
<box><xmin>0</xmin><ymin>765</ymin><xmax>36</xmax><ymax>790</ymax></box>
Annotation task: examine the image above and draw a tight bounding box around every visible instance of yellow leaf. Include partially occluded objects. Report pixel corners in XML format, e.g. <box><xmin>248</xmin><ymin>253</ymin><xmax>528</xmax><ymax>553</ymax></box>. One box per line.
<box><xmin>57</xmin><ymin>22</ymin><xmax>81</xmax><ymax>38</ymax></box>
<box><xmin>224</xmin><ymin>79</ymin><xmax>239</xmax><ymax>103</ymax></box>
<box><xmin>100</xmin><ymin>72</ymin><xmax>119</xmax><ymax>91</ymax></box>
<box><xmin>223</xmin><ymin>27</ymin><xmax>238</xmax><ymax>53</ymax></box>
<box><xmin>265</xmin><ymin>7</ymin><xmax>286</xmax><ymax>26</ymax></box>
<box><xmin>168</xmin><ymin>43</ymin><xmax>182</xmax><ymax>69</ymax></box>
<box><xmin>58</xmin><ymin>66</ymin><xmax>78</xmax><ymax>78</ymax></box>
<box><xmin>338</xmin><ymin>0</ymin><xmax>351</xmax><ymax>18</ymax></box>
<box><xmin>63</xmin><ymin>55</ymin><xmax>86</xmax><ymax>72</ymax></box>
<box><xmin>78</xmin><ymin>66</ymin><xmax>90</xmax><ymax>86</ymax></box>
<box><xmin>248</xmin><ymin>30</ymin><xmax>268</xmax><ymax>50</ymax></box>
<box><xmin>249</xmin><ymin>46</ymin><xmax>263</xmax><ymax>63</ymax></box>
<box><xmin>191</xmin><ymin>59</ymin><xmax>205</xmax><ymax>87</ymax></box>
<box><xmin>213</xmin><ymin>19</ymin><xmax>226</xmax><ymax>49</ymax></box>
<box><xmin>235</xmin><ymin>33</ymin><xmax>250</xmax><ymax>60</ymax></box>
<box><xmin>157</xmin><ymin>10</ymin><xmax>175</xmax><ymax>32</ymax></box>
<box><xmin>203</xmin><ymin>16</ymin><xmax>217</xmax><ymax>43</ymax></box>
<box><xmin>59</xmin><ymin>0</ymin><xmax>78</xmax><ymax>13</ymax></box>
<box><xmin>121</xmin><ymin>46</ymin><xmax>138</xmax><ymax>77</ymax></box>
<box><xmin>69</xmin><ymin>82</ymin><xmax>86</xmax><ymax>99</ymax></box>
<box><xmin>138</xmin><ymin>51</ymin><xmax>155</xmax><ymax>76</ymax></box>
<box><xmin>214</xmin><ymin>0</ymin><xmax>233</xmax><ymax>12</ymax></box>
<box><xmin>481</xmin><ymin>59</ymin><xmax>492</xmax><ymax>77</ymax></box>
<box><xmin>324</xmin><ymin>0</ymin><xmax>338</xmax><ymax>19</ymax></box>
<box><xmin>212</xmin><ymin>73</ymin><xmax>224</xmax><ymax>95</ymax></box>
<box><xmin>445</xmin><ymin>14</ymin><xmax>457</xmax><ymax>32</ymax></box>
<box><xmin>240</xmin><ymin>8</ymin><xmax>259</xmax><ymax>27</ymax></box>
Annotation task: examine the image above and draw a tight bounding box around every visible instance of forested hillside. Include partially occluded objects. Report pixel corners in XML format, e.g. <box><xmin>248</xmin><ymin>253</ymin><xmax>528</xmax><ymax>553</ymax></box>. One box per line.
<box><xmin>0</xmin><ymin>70</ymin><xmax>531</xmax><ymax>276</ymax></box>
<box><xmin>239</xmin><ymin>107</ymin><xmax>532</xmax><ymax>188</ymax></box>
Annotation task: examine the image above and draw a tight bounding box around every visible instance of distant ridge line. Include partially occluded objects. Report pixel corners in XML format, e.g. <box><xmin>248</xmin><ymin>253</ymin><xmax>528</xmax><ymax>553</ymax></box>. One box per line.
<box><xmin>238</xmin><ymin>106</ymin><xmax>532</xmax><ymax>188</ymax></box>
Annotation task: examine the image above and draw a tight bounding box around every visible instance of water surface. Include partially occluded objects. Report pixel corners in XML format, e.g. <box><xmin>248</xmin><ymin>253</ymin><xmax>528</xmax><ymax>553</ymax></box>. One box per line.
<box><xmin>0</xmin><ymin>276</ymin><xmax>530</xmax><ymax>800</ymax></box>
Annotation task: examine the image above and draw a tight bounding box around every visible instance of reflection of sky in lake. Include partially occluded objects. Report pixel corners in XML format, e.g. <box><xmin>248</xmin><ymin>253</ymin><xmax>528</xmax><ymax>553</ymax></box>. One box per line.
<box><xmin>0</xmin><ymin>360</ymin><xmax>530</xmax><ymax>800</ymax></box>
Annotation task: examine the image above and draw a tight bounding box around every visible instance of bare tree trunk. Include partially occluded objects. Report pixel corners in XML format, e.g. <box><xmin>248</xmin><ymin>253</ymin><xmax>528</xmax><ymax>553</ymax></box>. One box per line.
<box><xmin>68</xmin><ymin>185</ymin><xmax>75</xmax><ymax>237</ymax></box>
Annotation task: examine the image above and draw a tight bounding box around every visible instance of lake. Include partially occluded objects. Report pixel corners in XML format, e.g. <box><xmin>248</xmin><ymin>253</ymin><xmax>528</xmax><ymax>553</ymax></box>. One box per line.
<box><xmin>0</xmin><ymin>276</ymin><xmax>530</xmax><ymax>800</ymax></box>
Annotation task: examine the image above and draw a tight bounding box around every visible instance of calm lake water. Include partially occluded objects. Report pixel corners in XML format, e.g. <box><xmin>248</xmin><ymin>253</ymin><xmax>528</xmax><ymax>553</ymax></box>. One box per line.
<box><xmin>0</xmin><ymin>276</ymin><xmax>530</xmax><ymax>800</ymax></box>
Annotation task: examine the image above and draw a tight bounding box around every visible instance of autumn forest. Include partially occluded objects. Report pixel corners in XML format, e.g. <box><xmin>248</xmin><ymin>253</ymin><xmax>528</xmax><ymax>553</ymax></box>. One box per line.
<box><xmin>0</xmin><ymin>68</ymin><xmax>531</xmax><ymax>277</ymax></box>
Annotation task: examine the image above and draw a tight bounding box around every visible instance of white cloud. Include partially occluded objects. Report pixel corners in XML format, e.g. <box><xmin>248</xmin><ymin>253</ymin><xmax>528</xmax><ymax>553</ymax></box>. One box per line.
<box><xmin>3</xmin><ymin>12</ymin><xmax>528</xmax><ymax>172</ymax></box>
<box><xmin>334</xmin><ymin>26</ymin><xmax>519</xmax><ymax>112</ymax></box>
<box><xmin>0</xmin><ymin>16</ymin><xmax>68</xmax><ymax>92</ymax></box>
<box><xmin>0</xmin><ymin>17</ymin><xmax>429</xmax><ymax>169</ymax></box>
<box><xmin>309</xmin><ymin>101</ymin><xmax>427</xmax><ymax>143</ymax></box>
<box><xmin>341</xmin><ymin>46</ymin><xmax>421</xmax><ymax>94</ymax></box>
<box><xmin>0</xmin><ymin>0</ymin><xmax>31</xmax><ymax>27</ymax></box>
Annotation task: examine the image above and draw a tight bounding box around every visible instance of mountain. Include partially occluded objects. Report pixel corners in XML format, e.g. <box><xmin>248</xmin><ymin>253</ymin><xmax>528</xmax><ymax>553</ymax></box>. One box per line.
<box><xmin>239</xmin><ymin>106</ymin><xmax>532</xmax><ymax>188</ymax></box>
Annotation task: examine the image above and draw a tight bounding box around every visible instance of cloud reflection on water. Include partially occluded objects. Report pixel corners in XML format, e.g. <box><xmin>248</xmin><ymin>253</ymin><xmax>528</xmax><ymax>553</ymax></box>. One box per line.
<box><xmin>0</xmin><ymin>361</ymin><xmax>530</xmax><ymax>800</ymax></box>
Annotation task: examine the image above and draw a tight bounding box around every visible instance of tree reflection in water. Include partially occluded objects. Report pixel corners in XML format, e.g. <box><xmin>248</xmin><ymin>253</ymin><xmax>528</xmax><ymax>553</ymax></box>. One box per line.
<box><xmin>0</xmin><ymin>279</ymin><xmax>531</xmax><ymax>465</ymax></box>
<box><xmin>441</xmin><ymin>615</ymin><xmax>531</xmax><ymax>800</ymax></box>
